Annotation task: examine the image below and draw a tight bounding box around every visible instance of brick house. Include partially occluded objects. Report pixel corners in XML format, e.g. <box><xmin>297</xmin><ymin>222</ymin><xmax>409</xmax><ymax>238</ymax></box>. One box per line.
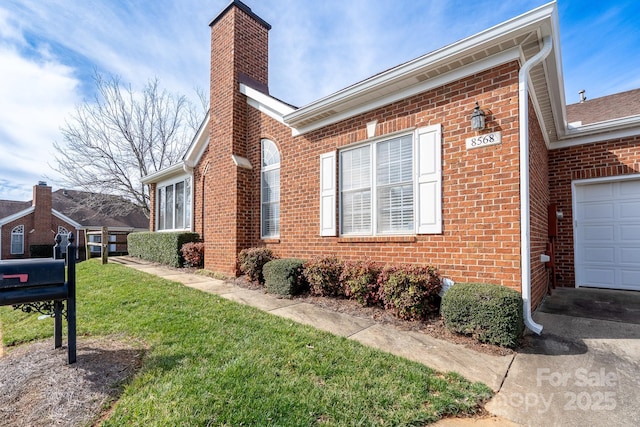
<box><xmin>0</xmin><ymin>182</ymin><xmax>148</xmax><ymax>260</ymax></box>
<box><xmin>143</xmin><ymin>1</ymin><xmax>640</xmax><ymax>333</ymax></box>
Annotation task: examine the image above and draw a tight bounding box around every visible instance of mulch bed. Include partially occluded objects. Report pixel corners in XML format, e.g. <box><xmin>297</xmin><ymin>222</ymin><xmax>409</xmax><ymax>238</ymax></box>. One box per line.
<box><xmin>231</xmin><ymin>276</ymin><xmax>516</xmax><ymax>357</ymax></box>
<box><xmin>0</xmin><ymin>335</ymin><xmax>145</xmax><ymax>427</ymax></box>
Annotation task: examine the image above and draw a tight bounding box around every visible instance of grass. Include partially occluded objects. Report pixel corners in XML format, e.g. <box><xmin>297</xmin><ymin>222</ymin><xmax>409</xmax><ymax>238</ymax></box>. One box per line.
<box><xmin>0</xmin><ymin>260</ymin><xmax>492</xmax><ymax>426</ymax></box>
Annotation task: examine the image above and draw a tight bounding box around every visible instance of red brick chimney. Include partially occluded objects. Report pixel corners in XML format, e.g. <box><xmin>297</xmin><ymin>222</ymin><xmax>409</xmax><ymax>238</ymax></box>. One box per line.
<box><xmin>32</xmin><ymin>181</ymin><xmax>53</xmax><ymax>245</ymax></box>
<box><xmin>200</xmin><ymin>1</ymin><xmax>270</xmax><ymax>274</ymax></box>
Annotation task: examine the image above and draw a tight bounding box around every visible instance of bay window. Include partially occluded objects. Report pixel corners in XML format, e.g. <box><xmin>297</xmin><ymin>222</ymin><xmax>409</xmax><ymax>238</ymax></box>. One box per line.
<box><xmin>157</xmin><ymin>177</ymin><xmax>192</xmax><ymax>231</ymax></box>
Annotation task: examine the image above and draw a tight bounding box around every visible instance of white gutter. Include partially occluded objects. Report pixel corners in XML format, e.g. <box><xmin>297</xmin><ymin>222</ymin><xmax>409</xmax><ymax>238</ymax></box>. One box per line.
<box><xmin>519</xmin><ymin>35</ymin><xmax>553</xmax><ymax>335</ymax></box>
<box><xmin>141</xmin><ymin>162</ymin><xmax>187</xmax><ymax>185</ymax></box>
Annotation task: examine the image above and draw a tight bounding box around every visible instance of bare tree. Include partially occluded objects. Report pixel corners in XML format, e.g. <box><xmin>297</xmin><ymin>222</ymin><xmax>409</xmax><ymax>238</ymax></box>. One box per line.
<box><xmin>51</xmin><ymin>73</ymin><xmax>207</xmax><ymax>217</ymax></box>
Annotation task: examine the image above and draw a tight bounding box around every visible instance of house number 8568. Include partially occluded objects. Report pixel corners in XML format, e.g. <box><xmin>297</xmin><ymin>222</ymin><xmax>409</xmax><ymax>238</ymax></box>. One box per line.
<box><xmin>465</xmin><ymin>131</ymin><xmax>502</xmax><ymax>150</ymax></box>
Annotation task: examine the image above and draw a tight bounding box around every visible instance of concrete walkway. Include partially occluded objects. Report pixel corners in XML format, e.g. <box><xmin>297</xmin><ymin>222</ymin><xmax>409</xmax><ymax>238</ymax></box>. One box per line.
<box><xmin>486</xmin><ymin>289</ymin><xmax>640</xmax><ymax>427</ymax></box>
<box><xmin>110</xmin><ymin>257</ymin><xmax>640</xmax><ymax>426</ymax></box>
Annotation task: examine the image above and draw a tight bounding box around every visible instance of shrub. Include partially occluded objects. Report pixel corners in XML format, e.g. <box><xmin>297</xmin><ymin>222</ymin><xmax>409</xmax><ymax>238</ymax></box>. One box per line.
<box><xmin>441</xmin><ymin>283</ymin><xmax>524</xmax><ymax>348</ymax></box>
<box><xmin>341</xmin><ymin>260</ymin><xmax>381</xmax><ymax>306</ymax></box>
<box><xmin>238</xmin><ymin>247</ymin><xmax>275</xmax><ymax>284</ymax></box>
<box><xmin>128</xmin><ymin>232</ymin><xmax>200</xmax><ymax>268</ymax></box>
<box><xmin>303</xmin><ymin>256</ymin><xmax>344</xmax><ymax>297</ymax></box>
<box><xmin>263</xmin><ymin>259</ymin><xmax>307</xmax><ymax>297</ymax></box>
<box><xmin>181</xmin><ymin>242</ymin><xmax>204</xmax><ymax>268</ymax></box>
<box><xmin>378</xmin><ymin>265</ymin><xmax>441</xmax><ymax>321</ymax></box>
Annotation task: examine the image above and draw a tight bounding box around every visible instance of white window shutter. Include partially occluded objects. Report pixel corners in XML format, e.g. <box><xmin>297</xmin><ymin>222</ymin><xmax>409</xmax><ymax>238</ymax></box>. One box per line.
<box><xmin>416</xmin><ymin>124</ymin><xmax>442</xmax><ymax>234</ymax></box>
<box><xmin>319</xmin><ymin>151</ymin><xmax>337</xmax><ymax>236</ymax></box>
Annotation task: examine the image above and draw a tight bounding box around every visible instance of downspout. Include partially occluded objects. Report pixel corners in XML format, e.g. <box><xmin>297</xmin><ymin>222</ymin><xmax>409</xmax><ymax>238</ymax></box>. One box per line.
<box><xmin>519</xmin><ymin>35</ymin><xmax>552</xmax><ymax>335</ymax></box>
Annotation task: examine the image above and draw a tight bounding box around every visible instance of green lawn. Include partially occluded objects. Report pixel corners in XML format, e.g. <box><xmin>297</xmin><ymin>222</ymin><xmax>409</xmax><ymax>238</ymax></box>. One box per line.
<box><xmin>0</xmin><ymin>260</ymin><xmax>491</xmax><ymax>426</ymax></box>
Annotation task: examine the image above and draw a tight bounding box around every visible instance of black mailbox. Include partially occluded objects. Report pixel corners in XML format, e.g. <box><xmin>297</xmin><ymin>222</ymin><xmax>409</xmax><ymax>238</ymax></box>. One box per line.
<box><xmin>0</xmin><ymin>259</ymin><xmax>67</xmax><ymax>305</ymax></box>
<box><xmin>0</xmin><ymin>233</ymin><xmax>76</xmax><ymax>364</ymax></box>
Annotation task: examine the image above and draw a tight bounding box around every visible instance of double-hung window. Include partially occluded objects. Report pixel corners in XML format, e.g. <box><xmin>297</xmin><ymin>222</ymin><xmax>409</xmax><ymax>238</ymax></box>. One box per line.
<box><xmin>341</xmin><ymin>134</ymin><xmax>414</xmax><ymax>235</ymax></box>
<box><xmin>11</xmin><ymin>225</ymin><xmax>24</xmax><ymax>255</ymax></box>
<box><xmin>261</xmin><ymin>139</ymin><xmax>280</xmax><ymax>238</ymax></box>
<box><xmin>158</xmin><ymin>177</ymin><xmax>192</xmax><ymax>231</ymax></box>
<box><xmin>321</xmin><ymin>124</ymin><xmax>442</xmax><ymax>237</ymax></box>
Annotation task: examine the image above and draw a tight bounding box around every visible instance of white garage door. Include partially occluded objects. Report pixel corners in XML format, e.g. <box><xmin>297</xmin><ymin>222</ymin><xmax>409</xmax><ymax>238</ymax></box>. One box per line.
<box><xmin>574</xmin><ymin>178</ymin><xmax>640</xmax><ymax>291</ymax></box>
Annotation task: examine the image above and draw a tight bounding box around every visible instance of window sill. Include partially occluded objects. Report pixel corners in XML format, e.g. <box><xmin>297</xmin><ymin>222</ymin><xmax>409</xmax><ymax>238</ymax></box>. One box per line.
<box><xmin>338</xmin><ymin>235</ymin><xmax>416</xmax><ymax>243</ymax></box>
<box><xmin>261</xmin><ymin>238</ymin><xmax>280</xmax><ymax>244</ymax></box>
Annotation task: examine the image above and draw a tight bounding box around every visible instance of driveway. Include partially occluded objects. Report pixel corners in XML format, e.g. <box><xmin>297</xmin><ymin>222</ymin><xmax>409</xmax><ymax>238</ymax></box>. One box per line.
<box><xmin>485</xmin><ymin>287</ymin><xmax>640</xmax><ymax>426</ymax></box>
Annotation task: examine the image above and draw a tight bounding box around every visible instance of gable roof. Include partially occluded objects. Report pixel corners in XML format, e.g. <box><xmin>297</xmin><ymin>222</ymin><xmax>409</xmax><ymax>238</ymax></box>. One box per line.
<box><xmin>0</xmin><ymin>189</ymin><xmax>148</xmax><ymax>229</ymax></box>
<box><xmin>283</xmin><ymin>2</ymin><xmax>563</xmax><ymax>139</ymax></box>
<box><xmin>52</xmin><ymin>190</ymin><xmax>148</xmax><ymax>229</ymax></box>
<box><xmin>278</xmin><ymin>1</ymin><xmax>640</xmax><ymax>147</ymax></box>
<box><xmin>0</xmin><ymin>199</ymin><xmax>31</xmax><ymax>220</ymax></box>
<box><xmin>567</xmin><ymin>88</ymin><xmax>640</xmax><ymax>126</ymax></box>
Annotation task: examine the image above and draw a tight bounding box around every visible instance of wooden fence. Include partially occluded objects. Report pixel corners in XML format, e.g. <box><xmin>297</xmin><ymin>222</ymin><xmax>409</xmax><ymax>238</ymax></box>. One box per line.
<box><xmin>85</xmin><ymin>227</ymin><xmax>109</xmax><ymax>265</ymax></box>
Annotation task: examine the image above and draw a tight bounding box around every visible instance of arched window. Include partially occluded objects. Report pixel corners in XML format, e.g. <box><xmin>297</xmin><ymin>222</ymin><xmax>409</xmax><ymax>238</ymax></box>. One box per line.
<box><xmin>10</xmin><ymin>225</ymin><xmax>24</xmax><ymax>255</ymax></box>
<box><xmin>58</xmin><ymin>226</ymin><xmax>69</xmax><ymax>254</ymax></box>
<box><xmin>261</xmin><ymin>139</ymin><xmax>280</xmax><ymax>238</ymax></box>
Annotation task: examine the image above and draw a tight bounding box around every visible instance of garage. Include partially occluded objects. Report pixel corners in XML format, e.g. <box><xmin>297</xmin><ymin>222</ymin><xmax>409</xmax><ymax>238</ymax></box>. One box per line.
<box><xmin>574</xmin><ymin>177</ymin><xmax>640</xmax><ymax>291</ymax></box>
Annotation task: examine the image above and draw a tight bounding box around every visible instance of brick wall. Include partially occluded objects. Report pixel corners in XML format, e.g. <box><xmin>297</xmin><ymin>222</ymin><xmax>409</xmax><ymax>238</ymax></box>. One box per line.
<box><xmin>1</xmin><ymin>214</ymin><xmax>34</xmax><ymax>259</ymax></box>
<box><xmin>200</xmin><ymin>3</ymin><xmax>269</xmax><ymax>275</ymax></box>
<box><xmin>32</xmin><ymin>184</ymin><xmax>53</xmax><ymax>246</ymax></box>
<box><xmin>549</xmin><ymin>135</ymin><xmax>640</xmax><ymax>287</ymax></box>
<box><xmin>238</xmin><ymin>61</ymin><xmax>525</xmax><ymax>289</ymax></box>
<box><xmin>528</xmin><ymin>100</ymin><xmax>550</xmax><ymax>308</ymax></box>
<box><xmin>148</xmin><ymin>183</ymin><xmax>156</xmax><ymax>231</ymax></box>
<box><xmin>1</xmin><ymin>214</ymin><xmax>79</xmax><ymax>259</ymax></box>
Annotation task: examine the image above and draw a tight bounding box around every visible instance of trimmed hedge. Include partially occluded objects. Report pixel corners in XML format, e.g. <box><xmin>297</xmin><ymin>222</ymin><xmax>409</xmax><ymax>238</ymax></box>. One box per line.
<box><xmin>341</xmin><ymin>260</ymin><xmax>381</xmax><ymax>307</ymax></box>
<box><xmin>303</xmin><ymin>256</ymin><xmax>344</xmax><ymax>297</ymax></box>
<box><xmin>378</xmin><ymin>265</ymin><xmax>442</xmax><ymax>320</ymax></box>
<box><xmin>181</xmin><ymin>242</ymin><xmax>204</xmax><ymax>268</ymax></box>
<box><xmin>441</xmin><ymin>283</ymin><xmax>524</xmax><ymax>348</ymax></box>
<box><xmin>128</xmin><ymin>231</ymin><xmax>200</xmax><ymax>268</ymax></box>
<box><xmin>263</xmin><ymin>258</ymin><xmax>307</xmax><ymax>297</ymax></box>
<box><xmin>238</xmin><ymin>247</ymin><xmax>275</xmax><ymax>284</ymax></box>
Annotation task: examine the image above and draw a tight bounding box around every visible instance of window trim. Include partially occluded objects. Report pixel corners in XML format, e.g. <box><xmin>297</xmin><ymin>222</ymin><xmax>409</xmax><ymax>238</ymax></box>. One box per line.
<box><xmin>156</xmin><ymin>175</ymin><xmax>193</xmax><ymax>232</ymax></box>
<box><xmin>10</xmin><ymin>225</ymin><xmax>24</xmax><ymax>255</ymax></box>
<box><xmin>339</xmin><ymin>130</ymin><xmax>416</xmax><ymax>237</ymax></box>
<box><xmin>261</xmin><ymin>139</ymin><xmax>281</xmax><ymax>239</ymax></box>
<box><xmin>334</xmin><ymin>124</ymin><xmax>442</xmax><ymax>237</ymax></box>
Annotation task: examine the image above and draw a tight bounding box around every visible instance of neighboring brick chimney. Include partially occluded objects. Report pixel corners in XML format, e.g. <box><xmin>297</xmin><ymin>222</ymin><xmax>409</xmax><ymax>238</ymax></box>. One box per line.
<box><xmin>32</xmin><ymin>181</ymin><xmax>53</xmax><ymax>245</ymax></box>
<box><xmin>201</xmin><ymin>1</ymin><xmax>270</xmax><ymax>274</ymax></box>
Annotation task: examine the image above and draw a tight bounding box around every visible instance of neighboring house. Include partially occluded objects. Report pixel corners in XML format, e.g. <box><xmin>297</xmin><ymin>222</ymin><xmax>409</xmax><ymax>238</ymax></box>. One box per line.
<box><xmin>143</xmin><ymin>1</ymin><xmax>640</xmax><ymax>333</ymax></box>
<box><xmin>0</xmin><ymin>182</ymin><xmax>148</xmax><ymax>260</ymax></box>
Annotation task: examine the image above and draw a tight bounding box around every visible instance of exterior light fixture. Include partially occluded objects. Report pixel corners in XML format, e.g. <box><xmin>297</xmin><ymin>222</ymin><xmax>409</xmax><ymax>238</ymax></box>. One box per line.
<box><xmin>471</xmin><ymin>102</ymin><xmax>486</xmax><ymax>131</ymax></box>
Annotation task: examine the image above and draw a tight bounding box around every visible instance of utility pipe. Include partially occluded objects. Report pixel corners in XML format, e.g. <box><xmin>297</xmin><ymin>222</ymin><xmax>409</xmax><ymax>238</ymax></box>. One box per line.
<box><xmin>519</xmin><ymin>35</ymin><xmax>553</xmax><ymax>335</ymax></box>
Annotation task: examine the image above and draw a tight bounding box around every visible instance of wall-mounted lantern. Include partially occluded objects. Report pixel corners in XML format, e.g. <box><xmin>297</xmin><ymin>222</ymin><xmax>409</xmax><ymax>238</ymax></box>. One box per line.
<box><xmin>471</xmin><ymin>102</ymin><xmax>486</xmax><ymax>131</ymax></box>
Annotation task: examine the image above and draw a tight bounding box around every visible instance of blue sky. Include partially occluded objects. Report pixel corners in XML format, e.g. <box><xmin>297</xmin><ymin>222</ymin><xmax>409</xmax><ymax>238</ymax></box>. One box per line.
<box><xmin>1</xmin><ymin>0</ymin><xmax>639</xmax><ymax>201</ymax></box>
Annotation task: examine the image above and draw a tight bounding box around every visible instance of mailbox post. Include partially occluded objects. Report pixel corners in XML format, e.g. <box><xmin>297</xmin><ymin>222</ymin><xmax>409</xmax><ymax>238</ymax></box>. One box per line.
<box><xmin>0</xmin><ymin>233</ymin><xmax>77</xmax><ymax>364</ymax></box>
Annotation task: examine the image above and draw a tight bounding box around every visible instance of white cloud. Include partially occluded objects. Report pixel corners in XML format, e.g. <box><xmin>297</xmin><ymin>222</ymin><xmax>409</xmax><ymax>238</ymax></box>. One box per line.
<box><xmin>0</xmin><ymin>9</ymin><xmax>81</xmax><ymax>200</ymax></box>
<box><xmin>0</xmin><ymin>7</ymin><xmax>25</xmax><ymax>44</ymax></box>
